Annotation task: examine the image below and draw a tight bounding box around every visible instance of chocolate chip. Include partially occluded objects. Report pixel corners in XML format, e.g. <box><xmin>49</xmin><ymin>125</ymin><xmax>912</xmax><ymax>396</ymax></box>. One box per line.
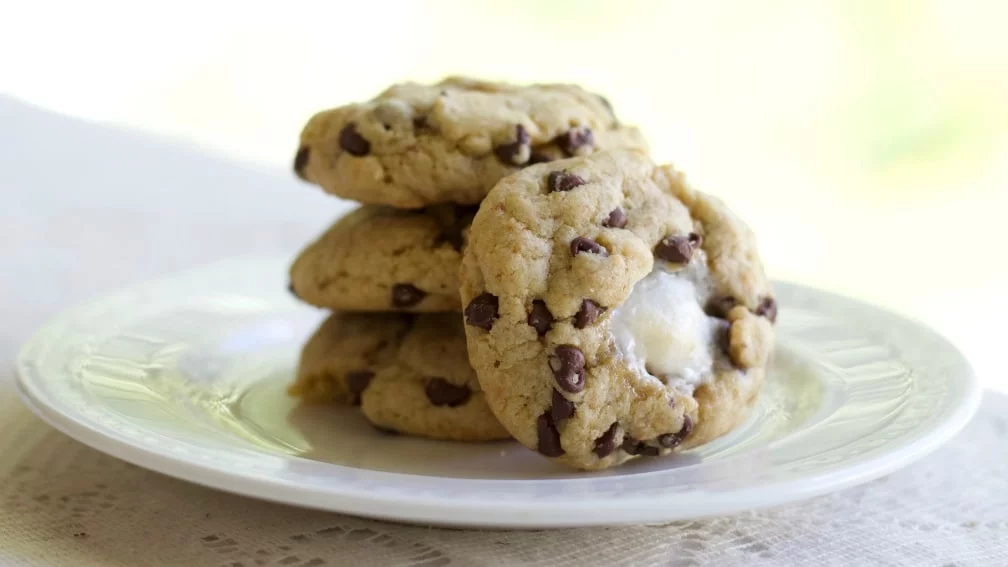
<box><xmin>547</xmin><ymin>170</ymin><xmax>586</xmax><ymax>192</ymax></box>
<box><xmin>655</xmin><ymin>235</ymin><xmax>698</xmax><ymax>263</ymax></box>
<box><xmin>688</xmin><ymin>232</ymin><xmax>703</xmax><ymax>248</ymax></box>
<box><xmin>705</xmin><ymin>296</ymin><xmax>738</xmax><ymax>318</ymax></box>
<box><xmin>603</xmin><ymin>207</ymin><xmax>627</xmax><ymax>229</ymax></box>
<box><xmin>639</xmin><ymin>445</ymin><xmax>660</xmax><ymax>457</ymax></box>
<box><xmin>391</xmin><ymin>284</ymin><xmax>426</xmax><ymax>308</ymax></box>
<box><xmin>464</xmin><ymin>293</ymin><xmax>499</xmax><ymax>331</ymax></box>
<box><xmin>339</xmin><ymin>123</ymin><xmax>370</xmax><ymax>156</ymax></box>
<box><xmin>412</xmin><ymin>115</ymin><xmax>429</xmax><ymax>131</ymax></box>
<box><xmin>574</xmin><ymin>299</ymin><xmax>603</xmax><ymax>329</ymax></box>
<box><xmin>346</xmin><ymin>370</ymin><xmax>374</xmax><ymax>405</ymax></box>
<box><xmin>593</xmin><ymin>422</ymin><xmax>620</xmax><ymax>458</ymax></box>
<box><xmin>550</xmin><ymin>389</ymin><xmax>575</xmax><ymax>421</ymax></box>
<box><xmin>494</xmin><ymin>124</ymin><xmax>531</xmax><ymax>165</ymax></box>
<box><xmin>551</xmin><ymin>345</ymin><xmax>586</xmax><ymax>393</ymax></box>
<box><xmin>657</xmin><ymin>415</ymin><xmax>694</xmax><ymax>448</ymax></box>
<box><xmin>570</xmin><ymin>236</ymin><xmax>607</xmax><ymax>257</ymax></box>
<box><xmin>536</xmin><ymin>412</ymin><xmax>565</xmax><ymax>457</ymax></box>
<box><xmin>424</xmin><ymin>378</ymin><xmax>471</xmax><ymax>407</ymax></box>
<box><xmin>527</xmin><ymin>300</ymin><xmax>554</xmax><ymax>336</ymax></box>
<box><xmin>528</xmin><ymin>151</ymin><xmax>553</xmax><ymax>164</ymax></box>
<box><xmin>756</xmin><ymin>296</ymin><xmax>778</xmax><ymax>323</ymax></box>
<box><xmin>621</xmin><ymin>437</ymin><xmax>660</xmax><ymax>457</ymax></box>
<box><xmin>556</xmin><ymin>127</ymin><xmax>595</xmax><ymax>156</ymax></box>
<box><xmin>293</xmin><ymin>146</ymin><xmax>310</xmax><ymax>178</ymax></box>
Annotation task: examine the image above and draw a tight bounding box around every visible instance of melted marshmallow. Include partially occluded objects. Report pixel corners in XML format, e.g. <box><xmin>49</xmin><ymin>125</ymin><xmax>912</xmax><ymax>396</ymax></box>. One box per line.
<box><xmin>610</xmin><ymin>267</ymin><xmax>718</xmax><ymax>389</ymax></box>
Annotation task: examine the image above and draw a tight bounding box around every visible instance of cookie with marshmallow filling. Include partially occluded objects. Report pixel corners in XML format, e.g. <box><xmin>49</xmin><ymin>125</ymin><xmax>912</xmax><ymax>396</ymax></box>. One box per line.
<box><xmin>459</xmin><ymin>149</ymin><xmax>776</xmax><ymax>470</ymax></box>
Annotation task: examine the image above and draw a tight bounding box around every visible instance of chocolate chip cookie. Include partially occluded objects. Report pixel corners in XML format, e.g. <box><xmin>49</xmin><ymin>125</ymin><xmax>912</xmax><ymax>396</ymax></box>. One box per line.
<box><xmin>293</xmin><ymin>76</ymin><xmax>648</xmax><ymax>208</ymax></box>
<box><xmin>291</xmin><ymin>312</ymin><xmax>509</xmax><ymax>442</ymax></box>
<box><xmin>460</xmin><ymin>149</ymin><xmax>775</xmax><ymax>470</ymax></box>
<box><xmin>289</xmin><ymin>204</ymin><xmax>476</xmax><ymax>312</ymax></box>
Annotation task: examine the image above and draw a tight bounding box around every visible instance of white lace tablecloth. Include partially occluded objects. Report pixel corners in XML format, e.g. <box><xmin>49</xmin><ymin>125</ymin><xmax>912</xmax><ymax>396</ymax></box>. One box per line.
<box><xmin>2</xmin><ymin>95</ymin><xmax>1006</xmax><ymax>566</ymax></box>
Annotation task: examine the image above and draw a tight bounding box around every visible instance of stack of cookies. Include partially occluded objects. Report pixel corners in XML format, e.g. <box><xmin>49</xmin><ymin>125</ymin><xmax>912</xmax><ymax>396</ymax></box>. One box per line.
<box><xmin>287</xmin><ymin>77</ymin><xmax>777</xmax><ymax>470</ymax></box>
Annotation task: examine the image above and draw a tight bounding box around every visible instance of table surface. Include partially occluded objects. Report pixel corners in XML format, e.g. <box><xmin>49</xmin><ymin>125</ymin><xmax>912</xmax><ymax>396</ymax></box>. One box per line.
<box><xmin>2</xmin><ymin>95</ymin><xmax>1006</xmax><ymax>566</ymax></box>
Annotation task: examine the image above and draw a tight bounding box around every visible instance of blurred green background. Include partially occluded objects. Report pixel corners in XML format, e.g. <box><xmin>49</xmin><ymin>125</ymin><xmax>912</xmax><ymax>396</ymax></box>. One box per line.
<box><xmin>2</xmin><ymin>0</ymin><xmax>1004</xmax><ymax>387</ymax></box>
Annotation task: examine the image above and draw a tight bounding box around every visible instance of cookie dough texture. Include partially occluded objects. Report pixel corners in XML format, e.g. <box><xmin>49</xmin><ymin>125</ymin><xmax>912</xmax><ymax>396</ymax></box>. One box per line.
<box><xmin>294</xmin><ymin>76</ymin><xmax>649</xmax><ymax>208</ymax></box>
<box><xmin>289</xmin><ymin>205</ymin><xmax>476</xmax><ymax>312</ymax></box>
<box><xmin>460</xmin><ymin>149</ymin><xmax>776</xmax><ymax>470</ymax></box>
<box><xmin>291</xmin><ymin>312</ymin><xmax>510</xmax><ymax>442</ymax></box>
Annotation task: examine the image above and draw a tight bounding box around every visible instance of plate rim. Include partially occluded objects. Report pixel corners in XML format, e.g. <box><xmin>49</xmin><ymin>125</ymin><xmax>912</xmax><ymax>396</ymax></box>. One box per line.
<box><xmin>14</xmin><ymin>266</ymin><xmax>983</xmax><ymax>528</ymax></box>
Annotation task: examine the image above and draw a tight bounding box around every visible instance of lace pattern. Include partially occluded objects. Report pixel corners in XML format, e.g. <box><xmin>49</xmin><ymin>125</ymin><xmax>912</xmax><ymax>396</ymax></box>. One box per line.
<box><xmin>0</xmin><ymin>391</ymin><xmax>1003</xmax><ymax>566</ymax></box>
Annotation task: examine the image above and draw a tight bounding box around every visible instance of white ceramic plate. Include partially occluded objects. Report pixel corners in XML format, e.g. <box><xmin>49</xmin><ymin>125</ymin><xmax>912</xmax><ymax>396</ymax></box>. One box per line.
<box><xmin>16</xmin><ymin>256</ymin><xmax>980</xmax><ymax>528</ymax></box>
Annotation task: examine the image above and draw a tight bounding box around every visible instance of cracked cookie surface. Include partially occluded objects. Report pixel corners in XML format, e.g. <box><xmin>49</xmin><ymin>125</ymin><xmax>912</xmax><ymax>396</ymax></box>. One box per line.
<box><xmin>292</xmin><ymin>312</ymin><xmax>510</xmax><ymax>441</ymax></box>
<box><xmin>293</xmin><ymin>76</ymin><xmax>648</xmax><ymax>208</ymax></box>
<box><xmin>460</xmin><ymin>149</ymin><xmax>775</xmax><ymax>469</ymax></box>
<box><xmin>289</xmin><ymin>205</ymin><xmax>476</xmax><ymax>313</ymax></box>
